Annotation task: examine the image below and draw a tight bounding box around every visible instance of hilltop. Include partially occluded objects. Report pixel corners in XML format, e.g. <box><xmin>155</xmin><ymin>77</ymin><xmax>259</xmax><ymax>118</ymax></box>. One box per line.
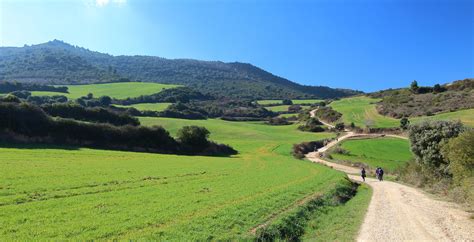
<box><xmin>0</xmin><ymin>40</ymin><xmax>361</xmax><ymax>99</ymax></box>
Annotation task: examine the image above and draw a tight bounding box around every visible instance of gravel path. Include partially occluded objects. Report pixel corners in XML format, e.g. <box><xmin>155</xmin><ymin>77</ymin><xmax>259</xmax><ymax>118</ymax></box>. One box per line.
<box><xmin>306</xmin><ymin>109</ymin><xmax>474</xmax><ymax>241</ymax></box>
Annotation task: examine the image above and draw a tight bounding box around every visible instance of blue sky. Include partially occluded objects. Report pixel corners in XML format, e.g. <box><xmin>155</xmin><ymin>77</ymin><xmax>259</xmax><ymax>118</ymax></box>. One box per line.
<box><xmin>1</xmin><ymin>0</ymin><xmax>473</xmax><ymax>91</ymax></box>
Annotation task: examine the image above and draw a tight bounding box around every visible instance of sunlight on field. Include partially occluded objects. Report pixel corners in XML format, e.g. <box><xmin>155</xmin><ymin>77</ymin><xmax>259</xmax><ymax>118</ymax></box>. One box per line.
<box><xmin>265</xmin><ymin>105</ymin><xmax>310</xmax><ymax>112</ymax></box>
<box><xmin>330</xmin><ymin>137</ymin><xmax>413</xmax><ymax>171</ymax></box>
<box><xmin>257</xmin><ymin>99</ymin><xmax>323</xmax><ymax>105</ymax></box>
<box><xmin>0</xmin><ymin>118</ymin><xmax>343</xmax><ymax>240</ymax></box>
<box><xmin>31</xmin><ymin>82</ymin><xmax>180</xmax><ymax>99</ymax></box>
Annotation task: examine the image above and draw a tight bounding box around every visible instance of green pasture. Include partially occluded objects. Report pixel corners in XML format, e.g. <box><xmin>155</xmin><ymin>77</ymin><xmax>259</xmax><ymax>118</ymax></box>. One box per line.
<box><xmin>1</xmin><ymin>118</ymin><xmax>349</xmax><ymax>240</ymax></box>
<box><xmin>114</xmin><ymin>103</ymin><xmax>171</xmax><ymax>112</ymax></box>
<box><xmin>30</xmin><ymin>82</ymin><xmax>179</xmax><ymax>99</ymax></box>
<box><xmin>329</xmin><ymin>96</ymin><xmax>399</xmax><ymax>128</ymax></box>
<box><xmin>330</xmin><ymin>137</ymin><xmax>413</xmax><ymax>172</ymax></box>
<box><xmin>329</xmin><ymin>96</ymin><xmax>474</xmax><ymax>128</ymax></box>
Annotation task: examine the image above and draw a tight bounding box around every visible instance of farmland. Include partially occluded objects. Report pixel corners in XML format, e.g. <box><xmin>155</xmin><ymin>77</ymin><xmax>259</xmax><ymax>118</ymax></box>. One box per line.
<box><xmin>30</xmin><ymin>82</ymin><xmax>180</xmax><ymax>99</ymax></box>
<box><xmin>329</xmin><ymin>137</ymin><xmax>413</xmax><ymax>172</ymax></box>
<box><xmin>329</xmin><ymin>96</ymin><xmax>474</xmax><ymax>128</ymax></box>
<box><xmin>0</xmin><ymin>118</ymin><xmax>352</xmax><ymax>240</ymax></box>
<box><xmin>114</xmin><ymin>103</ymin><xmax>172</xmax><ymax>112</ymax></box>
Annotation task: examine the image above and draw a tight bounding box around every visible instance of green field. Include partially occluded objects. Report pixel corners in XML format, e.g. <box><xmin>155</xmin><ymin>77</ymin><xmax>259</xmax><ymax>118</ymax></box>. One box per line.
<box><xmin>330</xmin><ymin>137</ymin><xmax>413</xmax><ymax>172</ymax></box>
<box><xmin>265</xmin><ymin>105</ymin><xmax>310</xmax><ymax>112</ymax></box>
<box><xmin>0</xmin><ymin>118</ymin><xmax>351</xmax><ymax>240</ymax></box>
<box><xmin>257</xmin><ymin>99</ymin><xmax>323</xmax><ymax>105</ymax></box>
<box><xmin>114</xmin><ymin>103</ymin><xmax>172</xmax><ymax>112</ymax></box>
<box><xmin>302</xmin><ymin>184</ymin><xmax>372</xmax><ymax>241</ymax></box>
<box><xmin>329</xmin><ymin>96</ymin><xmax>399</xmax><ymax>128</ymax></box>
<box><xmin>330</xmin><ymin>96</ymin><xmax>474</xmax><ymax>128</ymax></box>
<box><xmin>31</xmin><ymin>82</ymin><xmax>180</xmax><ymax>99</ymax></box>
<box><xmin>279</xmin><ymin>113</ymin><xmax>298</xmax><ymax>118</ymax></box>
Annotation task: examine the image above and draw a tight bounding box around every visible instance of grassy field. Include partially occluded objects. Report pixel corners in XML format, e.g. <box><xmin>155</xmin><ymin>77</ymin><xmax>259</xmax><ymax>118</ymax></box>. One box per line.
<box><xmin>257</xmin><ymin>99</ymin><xmax>323</xmax><ymax>105</ymax></box>
<box><xmin>265</xmin><ymin>105</ymin><xmax>310</xmax><ymax>112</ymax></box>
<box><xmin>330</xmin><ymin>96</ymin><xmax>474</xmax><ymax>128</ymax></box>
<box><xmin>114</xmin><ymin>103</ymin><xmax>171</xmax><ymax>112</ymax></box>
<box><xmin>330</xmin><ymin>137</ymin><xmax>413</xmax><ymax>172</ymax></box>
<box><xmin>302</xmin><ymin>184</ymin><xmax>372</xmax><ymax>241</ymax></box>
<box><xmin>279</xmin><ymin>113</ymin><xmax>298</xmax><ymax>118</ymax></box>
<box><xmin>329</xmin><ymin>96</ymin><xmax>399</xmax><ymax>128</ymax></box>
<box><xmin>0</xmin><ymin>117</ymin><xmax>353</xmax><ymax>240</ymax></box>
<box><xmin>30</xmin><ymin>82</ymin><xmax>179</xmax><ymax>99</ymax></box>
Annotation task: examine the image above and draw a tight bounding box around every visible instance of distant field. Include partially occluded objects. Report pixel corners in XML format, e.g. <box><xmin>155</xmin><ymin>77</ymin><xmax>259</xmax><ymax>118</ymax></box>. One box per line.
<box><xmin>329</xmin><ymin>96</ymin><xmax>399</xmax><ymax>128</ymax></box>
<box><xmin>330</xmin><ymin>137</ymin><xmax>413</xmax><ymax>172</ymax></box>
<box><xmin>1</xmin><ymin>118</ymin><xmax>347</xmax><ymax>240</ymax></box>
<box><xmin>114</xmin><ymin>103</ymin><xmax>171</xmax><ymax>112</ymax></box>
<box><xmin>329</xmin><ymin>96</ymin><xmax>474</xmax><ymax>128</ymax></box>
<box><xmin>31</xmin><ymin>82</ymin><xmax>180</xmax><ymax>99</ymax></box>
<box><xmin>265</xmin><ymin>105</ymin><xmax>310</xmax><ymax>112</ymax></box>
<box><xmin>257</xmin><ymin>99</ymin><xmax>323</xmax><ymax>105</ymax></box>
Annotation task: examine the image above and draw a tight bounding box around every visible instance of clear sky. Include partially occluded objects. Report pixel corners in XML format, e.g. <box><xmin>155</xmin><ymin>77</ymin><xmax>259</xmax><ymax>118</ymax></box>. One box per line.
<box><xmin>1</xmin><ymin>0</ymin><xmax>473</xmax><ymax>91</ymax></box>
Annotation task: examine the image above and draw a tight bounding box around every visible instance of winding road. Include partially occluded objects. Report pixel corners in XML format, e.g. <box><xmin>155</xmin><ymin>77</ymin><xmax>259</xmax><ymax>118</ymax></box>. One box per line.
<box><xmin>306</xmin><ymin>109</ymin><xmax>474</xmax><ymax>241</ymax></box>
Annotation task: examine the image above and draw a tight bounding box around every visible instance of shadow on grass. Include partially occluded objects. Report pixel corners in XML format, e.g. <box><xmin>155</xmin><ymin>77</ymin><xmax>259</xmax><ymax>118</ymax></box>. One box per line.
<box><xmin>0</xmin><ymin>142</ymin><xmax>81</xmax><ymax>150</ymax></box>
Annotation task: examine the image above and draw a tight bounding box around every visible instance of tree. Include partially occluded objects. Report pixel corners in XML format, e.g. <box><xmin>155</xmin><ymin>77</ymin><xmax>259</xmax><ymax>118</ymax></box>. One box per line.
<box><xmin>408</xmin><ymin>121</ymin><xmax>464</xmax><ymax>174</ymax></box>
<box><xmin>99</xmin><ymin>96</ymin><xmax>112</xmax><ymax>106</ymax></box>
<box><xmin>442</xmin><ymin>130</ymin><xmax>474</xmax><ymax>185</ymax></box>
<box><xmin>288</xmin><ymin>104</ymin><xmax>302</xmax><ymax>113</ymax></box>
<box><xmin>350</xmin><ymin>122</ymin><xmax>355</xmax><ymax>129</ymax></box>
<box><xmin>400</xmin><ymin>117</ymin><xmax>410</xmax><ymax>130</ymax></box>
<box><xmin>410</xmin><ymin>80</ymin><xmax>419</xmax><ymax>93</ymax></box>
<box><xmin>86</xmin><ymin>93</ymin><xmax>94</xmax><ymax>99</ymax></box>
<box><xmin>433</xmin><ymin>84</ymin><xmax>445</xmax><ymax>93</ymax></box>
<box><xmin>282</xmin><ymin>99</ymin><xmax>293</xmax><ymax>105</ymax></box>
<box><xmin>177</xmin><ymin>126</ymin><xmax>210</xmax><ymax>148</ymax></box>
<box><xmin>335</xmin><ymin>122</ymin><xmax>345</xmax><ymax>131</ymax></box>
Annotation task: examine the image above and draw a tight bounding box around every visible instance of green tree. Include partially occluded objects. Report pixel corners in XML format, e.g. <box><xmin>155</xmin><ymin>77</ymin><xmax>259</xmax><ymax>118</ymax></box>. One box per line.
<box><xmin>177</xmin><ymin>126</ymin><xmax>210</xmax><ymax>148</ymax></box>
<box><xmin>335</xmin><ymin>122</ymin><xmax>345</xmax><ymax>131</ymax></box>
<box><xmin>408</xmin><ymin>121</ymin><xmax>464</xmax><ymax>174</ymax></box>
<box><xmin>400</xmin><ymin>117</ymin><xmax>410</xmax><ymax>130</ymax></box>
<box><xmin>99</xmin><ymin>96</ymin><xmax>112</xmax><ymax>106</ymax></box>
<box><xmin>410</xmin><ymin>80</ymin><xmax>419</xmax><ymax>93</ymax></box>
<box><xmin>442</xmin><ymin>130</ymin><xmax>474</xmax><ymax>185</ymax></box>
<box><xmin>282</xmin><ymin>99</ymin><xmax>293</xmax><ymax>105</ymax></box>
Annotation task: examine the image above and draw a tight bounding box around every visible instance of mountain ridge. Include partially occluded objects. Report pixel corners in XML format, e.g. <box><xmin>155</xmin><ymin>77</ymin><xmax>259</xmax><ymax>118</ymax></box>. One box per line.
<box><xmin>0</xmin><ymin>40</ymin><xmax>362</xmax><ymax>99</ymax></box>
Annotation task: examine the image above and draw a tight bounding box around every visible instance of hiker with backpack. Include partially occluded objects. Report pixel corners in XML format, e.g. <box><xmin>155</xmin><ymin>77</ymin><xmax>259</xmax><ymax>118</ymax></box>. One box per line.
<box><xmin>378</xmin><ymin>168</ymin><xmax>384</xmax><ymax>181</ymax></box>
<box><xmin>361</xmin><ymin>167</ymin><xmax>366</xmax><ymax>182</ymax></box>
<box><xmin>375</xmin><ymin>167</ymin><xmax>380</xmax><ymax>180</ymax></box>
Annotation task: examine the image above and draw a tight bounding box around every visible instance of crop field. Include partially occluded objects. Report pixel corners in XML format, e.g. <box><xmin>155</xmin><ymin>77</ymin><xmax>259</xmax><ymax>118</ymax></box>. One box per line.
<box><xmin>265</xmin><ymin>105</ymin><xmax>310</xmax><ymax>112</ymax></box>
<box><xmin>0</xmin><ymin>118</ymin><xmax>350</xmax><ymax>240</ymax></box>
<box><xmin>329</xmin><ymin>96</ymin><xmax>399</xmax><ymax>128</ymax></box>
<box><xmin>257</xmin><ymin>99</ymin><xmax>323</xmax><ymax>105</ymax></box>
<box><xmin>114</xmin><ymin>103</ymin><xmax>172</xmax><ymax>112</ymax></box>
<box><xmin>329</xmin><ymin>137</ymin><xmax>413</xmax><ymax>172</ymax></box>
<box><xmin>329</xmin><ymin>96</ymin><xmax>474</xmax><ymax>128</ymax></box>
<box><xmin>30</xmin><ymin>82</ymin><xmax>180</xmax><ymax>99</ymax></box>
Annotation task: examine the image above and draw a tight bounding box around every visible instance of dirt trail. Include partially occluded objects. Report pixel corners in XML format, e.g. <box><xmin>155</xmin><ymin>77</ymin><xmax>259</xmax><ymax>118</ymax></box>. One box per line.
<box><xmin>305</xmin><ymin>109</ymin><xmax>474</xmax><ymax>241</ymax></box>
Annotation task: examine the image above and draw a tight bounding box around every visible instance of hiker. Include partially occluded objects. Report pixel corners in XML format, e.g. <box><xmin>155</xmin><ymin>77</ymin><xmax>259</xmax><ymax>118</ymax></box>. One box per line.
<box><xmin>375</xmin><ymin>167</ymin><xmax>380</xmax><ymax>180</ymax></box>
<box><xmin>361</xmin><ymin>167</ymin><xmax>366</xmax><ymax>182</ymax></box>
<box><xmin>378</xmin><ymin>168</ymin><xmax>384</xmax><ymax>181</ymax></box>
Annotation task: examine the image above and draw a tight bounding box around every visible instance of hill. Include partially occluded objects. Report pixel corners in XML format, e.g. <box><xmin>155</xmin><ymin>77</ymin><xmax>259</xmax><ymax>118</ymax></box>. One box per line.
<box><xmin>0</xmin><ymin>40</ymin><xmax>361</xmax><ymax>99</ymax></box>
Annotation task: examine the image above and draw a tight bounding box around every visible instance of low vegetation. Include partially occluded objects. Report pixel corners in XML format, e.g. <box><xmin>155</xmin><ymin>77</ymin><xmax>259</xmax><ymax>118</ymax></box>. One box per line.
<box><xmin>399</xmin><ymin>121</ymin><xmax>473</xmax><ymax>207</ymax></box>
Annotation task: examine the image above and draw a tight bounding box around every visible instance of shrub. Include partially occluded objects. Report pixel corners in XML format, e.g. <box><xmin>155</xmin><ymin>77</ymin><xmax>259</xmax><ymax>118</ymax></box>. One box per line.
<box><xmin>282</xmin><ymin>99</ymin><xmax>293</xmax><ymax>105</ymax></box>
<box><xmin>266</xmin><ymin>117</ymin><xmax>291</xmax><ymax>125</ymax></box>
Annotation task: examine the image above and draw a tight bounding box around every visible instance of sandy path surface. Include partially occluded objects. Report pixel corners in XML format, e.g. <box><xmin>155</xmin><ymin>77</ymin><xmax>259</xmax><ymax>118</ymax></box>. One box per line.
<box><xmin>305</xmin><ymin>109</ymin><xmax>474</xmax><ymax>241</ymax></box>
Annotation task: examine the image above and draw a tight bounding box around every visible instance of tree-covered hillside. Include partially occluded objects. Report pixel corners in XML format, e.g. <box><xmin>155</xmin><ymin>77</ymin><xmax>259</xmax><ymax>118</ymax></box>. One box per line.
<box><xmin>0</xmin><ymin>40</ymin><xmax>361</xmax><ymax>99</ymax></box>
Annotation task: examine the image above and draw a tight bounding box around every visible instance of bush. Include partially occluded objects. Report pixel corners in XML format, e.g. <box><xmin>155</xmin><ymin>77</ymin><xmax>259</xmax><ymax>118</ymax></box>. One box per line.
<box><xmin>266</xmin><ymin>117</ymin><xmax>291</xmax><ymax>125</ymax></box>
<box><xmin>282</xmin><ymin>99</ymin><xmax>293</xmax><ymax>105</ymax></box>
<box><xmin>292</xmin><ymin>140</ymin><xmax>329</xmax><ymax>159</ymax></box>
<box><xmin>408</xmin><ymin>121</ymin><xmax>464</xmax><ymax>174</ymax></box>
